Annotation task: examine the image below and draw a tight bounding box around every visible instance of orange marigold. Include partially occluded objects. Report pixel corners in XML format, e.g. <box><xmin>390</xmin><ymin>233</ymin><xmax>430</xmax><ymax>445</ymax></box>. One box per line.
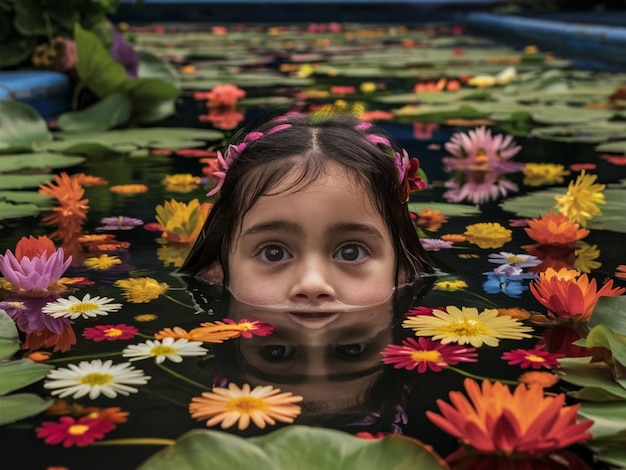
<box><xmin>524</xmin><ymin>211</ymin><xmax>589</xmax><ymax>245</ymax></box>
<box><xmin>416</xmin><ymin>208</ymin><xmax>449</xmax><ymax>231</ymax></box>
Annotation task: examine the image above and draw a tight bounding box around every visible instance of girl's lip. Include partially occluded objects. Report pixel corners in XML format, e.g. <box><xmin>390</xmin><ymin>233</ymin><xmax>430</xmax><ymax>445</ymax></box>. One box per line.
<box><xmin>286</xmin><ymin>312</ymin><xmax>339</xmax><ymax>329</ymax></box>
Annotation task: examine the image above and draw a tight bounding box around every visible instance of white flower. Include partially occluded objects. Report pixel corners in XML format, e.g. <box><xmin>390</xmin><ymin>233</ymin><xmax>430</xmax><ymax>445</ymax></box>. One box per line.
<box><xmin>42</xmin><ymin>293</ymin><xmax>123</xmax><ymax>319</ymax></box>
<box><xmin>44</xmin><ymin>360</ymin><xmax>150</xmax><ymax>399</ymax></box>
<box><xmin>122</xmin><ymin>337</ymin><xmax>208</xmax><ymax>364</ymax></box>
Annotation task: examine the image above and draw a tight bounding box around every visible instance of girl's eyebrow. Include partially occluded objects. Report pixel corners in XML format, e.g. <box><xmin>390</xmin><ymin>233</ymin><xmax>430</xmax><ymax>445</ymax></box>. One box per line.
<box><xmin>327</xmin><ymin>222</ymin><xmax>384</xmax><ymax>239</ymax></box>
<box><xmin>242</xmin><ymin>220</ymin><xmax>303</xmax><ymax>237</ymax></box>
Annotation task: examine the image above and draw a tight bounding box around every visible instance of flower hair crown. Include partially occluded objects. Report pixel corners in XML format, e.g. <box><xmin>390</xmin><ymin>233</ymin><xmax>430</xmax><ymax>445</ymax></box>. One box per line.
<box><xmin>207</xmin><ymin>111</ymin><xmax>427</xmax><ymax>202</ymax></box>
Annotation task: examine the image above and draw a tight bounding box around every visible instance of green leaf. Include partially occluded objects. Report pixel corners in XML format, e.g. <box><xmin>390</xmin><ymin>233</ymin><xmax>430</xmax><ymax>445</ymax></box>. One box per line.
<box><xmin>0</xmin><ymin>191</ymin><xmax>53</xmax><ymax>206</ymax></box>
<box><xmin>0</xmin><ymin>310</ymin><xmax>19</xmax><ymax>361</ymax></box>
<box><xmin>558</xmin><ymin>357</ymin><xmax>626</xmax><ymax>401</ymax></box>
<box><xmin>0</xmin><ymin>174</ymin><xmax>53</xmax><ymax>190</ymax></box>
<box><xmin>75</xmin><ymin>23</ymin><xmax>127</xmax><ymax>99</ymax></box>
<box><xmin>595</xmin><ymin>141</ymin><xmax>626</xmax><ymax>154</ymax></box>
<box><xmin>137</xmin><ymin>50</ymin><xmax>180</xmax><ymax>86</ymax></box>
<box><xmin>0</xmin><ymin>201</ymin><xmax>40</xmax><ymax>220</ymax></box>
<box><xmin>578</xmin><ymin>402</ymin><xmax>626</xmax><ymax>440</ymax></box>
<box><xmin>0</xmin><ymin>152</ymin><xmax>85</xmax><ymax>172</ymax></box>
<box><xmin>123</xmin><ymin>78</ymin><xmax>180</xmax><ymax>124</ymax></box>
<box><xmin>589</xmin><ymin>296</ymin><xmax>626</xmax><ymax>336</ymax></box>
<box><xmin>0</xmin><ymin>359</ymin><xmax>53</xmax><ymax>395</ymax></box>
<box><xmin>0</xmin><ymin>393</ymin><xmax>54</xmax><ymax>425</ymax></box>
<box><xmin>139</xmin><ymin>426</ymin><xmax>447</xmax><ymax>470</ymax></box>
<box><xmin>0</xmin><ymin>101</ymin><xmax>51</xmax><ymax>152</ymax></box>
<box><xmin>581</xmin><ymin>325</ymin><xmax>626</xmax><ymax>374</ymax></box>
<box><xmin>57</xmin><ymin>92</ymin><xmax>132</xmax><ymax>132</ymax></box>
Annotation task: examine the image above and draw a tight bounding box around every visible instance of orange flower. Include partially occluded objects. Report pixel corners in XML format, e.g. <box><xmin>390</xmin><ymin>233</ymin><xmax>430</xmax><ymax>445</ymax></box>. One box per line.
<box><xmin>76</xmin><ymin>174</ymin><xmax>108</xmax><ymax>186</ymax></box>
<box><xmin>83</xmin><ymin>407</ymin><xmax>129</xmax><ymax>424</ymax></box>
<box><xmin>529</xmin><ymin>267</ymin><xmax>625</xmax><ymax>322</ymax></box>
<box><xmin>496</xmin><ymin>308</ymin><xmax>531</xmax><ymax>320</ymax></box>
<box><xmin>39</xmin><ymin>173</ymin><xmax>88</xmax><ymax>207</ymax></box>
<box><xmin>23</xmin><ymin>324</ymin><xmax>77</xmax><ymax>353</ymax></box>
<box><xmin>427</xmin><ymin>379</ymin><xmax>592</xmax><ymax>456</ymax></box>
<box><xmin>14</xmin><ymin>235</ymin><xmax>57</xmax><ymax>260</ymax></box>
<box><xmin>155</xmin><ymin>326</ymin><xmax>238</xmax><ymax>343</ymax></box>
<box><xmin>415</xmin><ymin>208</ymin><xmax>449</xmax><ymax>231</ymax></box>
<box><xmin>524</xmin><ymin>211</ymin><xmax>589</xmax><ymax>245</ymax></box>
<box><xmin>518</xmin><ymin>371</ymin><xmax>559</xmax><ymax>389</ymax></box>
<box><xmin>441</xmin><ymin>234</ymin><xmax>467</xmax><ymax>243</ymax></box>
<box><xmin>616</xmin><ymin>265</ymin><xmax>626</xmax><ymax>280</ymax></box>
<box><xmin>110</xmin><ymin>184</ymin><xmax>149</xmax><ymax>194</ymax></box>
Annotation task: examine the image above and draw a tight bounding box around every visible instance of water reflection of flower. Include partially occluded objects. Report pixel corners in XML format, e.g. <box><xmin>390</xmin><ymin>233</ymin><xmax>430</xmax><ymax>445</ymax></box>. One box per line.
<box><xmin>97</xmin><ymin>216</ymin><xmax>144</xmax><ymax>231</ymax></box>
<box><xmin>501</xmin><ymin>347</ymin><xmax>563</xmax><ymax>369</ymax></box>
<box><xmin>114</xmin><ymin>277</ymin><xmax>169</xmax><ymax>303</ymax></box>
<box><xmin>464</xmin><ymin>222</ymin><xmax>512</xmax><ymax>249</ymax></box>
<box><xmin>162</xmin><ymin>174</ymin><xmax>202</xmax><ymax>193</ymax></box>
<box><xmin>199</xmin><ymin>107</ymin><xmax>245</xmax><ymax>130</ymax></box>
<box><xmin>155</xmin><ymin>199</ymin><xmax>211</xmax><ymax>244</ymax></box>
<box><xmin>156</xmin><ymin>243</ymin><xmax>194</xmax><ymax>268</ymax></box>
<box><xmin>442</xmin><ymin>127</ymin><xmax>524</xmax><ymax>204</ymax></box>
<box><xmin>427</xmin><ymin>379</ymin><xmax>593</xmax><ymax>467</ymax></box>
<box><xmin>522</xmin><ymin>163</ymin><xmax>570</xmax><ymax>187</ymax></box>
<box><xmin>482</xmin><ymin>264</ymin><xmax>537</xmax><ymax>298</ymax></box>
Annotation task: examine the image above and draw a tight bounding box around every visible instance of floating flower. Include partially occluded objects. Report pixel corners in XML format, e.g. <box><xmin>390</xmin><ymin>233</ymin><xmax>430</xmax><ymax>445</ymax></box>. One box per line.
<box><xmin>204</xmin><ymin>83</ymin><xmax>246</xmax><ymax>107</ymax></box>
<box><xmin>162</xmin><ymin>174</ymin><xmax>202</xmax><ymax>193</ymax></box>
<box><xmin>14</xmin><ymin>235</ymin><xmax>56</xmax><ymax>260</ymax></box>
<box><xmin>414</xmin><ymin>208</ymin><xmax>448</xmax><ymax>231</ymax></box>
<box><xmin>0</xmin><ymin>244</ymin><xmax>72</xmax><ymax>296</ymax></box>
<box><xmin>524</xmin><ymin>211</ymin><xmax>589</xmax><ymax>245</ymax></box>
<box><xmin>109</xmin><ymin>184</ymin><xmax>149</xmax><ymax>194</ymax></box>
<box><xmin>44</xmin><ymin>360</ymin><xmax>150</xmax><ymax>399</ymax></box>
<box><xmin>502</xmin><ymin>347</ymin><xmax>563</xmax><ymax>369</ymax></box>
<box><xmin>441</xmin><ymin>233</ymin><xmax>467</xmax><ymax>243</ymax></box>
<box><xmin>523</xmin><ymin>163</ymin><xmax>570</xmax><ymax>187</ymax></box>
<box><xmin>36</xmin><ymin>416</ymin><xmax>116</xmax><ymax>447</ymax></box>
<box><xmin>496</xmin><ymin>308</ymin><xmax>531</xmax><ymax>320</ymax></box>
<box><xmin>488</xmin><ymin>252</ymin><xmax>541</xmax><ymax>268</ymax></box>
<box><xmin>42</xmin><ymin>293</ymin><xmax>123</xmax><ymax>320</ymax></box>
<box><xmin>529</xmin><ymin>267</ymin><xmax>624</xmax><ymax>322</ymax></box>
<box><xmin>82</xmin><ymin>406</ymin><xmax>129</xmax><ymax>424</ymax></box>
<box><xmin>134</xmin><ymin>313</ymin><xmax>158</xmax><ymax>322</ymax></box>
<box><xmin>83</xmin><ymin>254</ymin><xmax>122</xmax><ymax>270</ymax></box>
<box><xmin>554</xmin><ymin>171</ymin><xmax>605</xmax><ymax>227</ymax></box>
<box><xmin>122</xmin><ymin>337</ymin><xmax>208</xmax><ymax>364</ymax></box>
<box><xmin>82</xmin><ymin>324</ymin><xmax>138</xmax><ymax>342</ymax></box>
<box><xmin>155</xmin><ymin>199</ymin><xmax>211</xmax><ymax>244</ymax></box>
<box><xmin>403</xmin><ymin>306</ymin><xmax>533</xmax><ymax>347</ymax></box>
<box><xmin>518</xmin><ymin>371</ymin><xmax>559</xmax><ymax>388</ymax></box>
<box><xmin>427</xmin><ymin>379</ymin><xmax>592</xmax><ymax>459</ymax></box>
<box><xmin>97</xmin><ymin>216</ymin><xmax>144</xmax><ymax>231</ymax></box>
<box><xmin>420</xmin><ymin>239</ymin><xmax>453</xmax><ymax>251</ymax></box>
<box><xmin>381</xmin><ymin>337</ymin><xmax>478</xmax><ymax>372</ymax></box>
<box><xmin>464</xmin><ymin>223</ymin><xmax>512</xmax><ymax>249</ymax></box>
<box><xmin>189</xmin><ymin>383</ymin><xmax>303</xmax><ymax>430</ymax></box>
<box><xmin>196</xmin><ymin>319</ymin><xmax>276</xmax><ymax>339</ymax></box>
<box><xmin>617</xmin><ymin>265</ymin><xmax>626</xmax><ymax>279</ymax></box>
<box><xmin>433</xmin><ymin>280</ymin><xmax>467</xmax><ymax>291</ymax></box>
<box><xmin>38</xmin><ymin>172</ymin><xmax>89</xmax><ymax>209</ymax></box>
<box><xmin>114</xmin><ymin>277</ymin><xmax>169</xmax><ymax>303</ymax></box>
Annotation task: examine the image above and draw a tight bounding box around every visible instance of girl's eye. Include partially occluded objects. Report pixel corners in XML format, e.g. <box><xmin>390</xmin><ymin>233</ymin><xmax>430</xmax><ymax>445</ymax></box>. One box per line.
<box><xmin>333</xmin><ymin>244</ymin><xmax>367</xmax><ymax>262</ymax></box>
<box><xmin>260</xmin><ymin>345</ymin><xmax>296</xmax><ymax>362</ymax></box>
<box><xmin>335</xmin><ymin>343</ymin><xmax>368</xmax><ymax>359</ymax></box>
<box><xmin>258</xmin><ymin>244</ymin><xmax>292</xmax><ymax>263</ymax></box>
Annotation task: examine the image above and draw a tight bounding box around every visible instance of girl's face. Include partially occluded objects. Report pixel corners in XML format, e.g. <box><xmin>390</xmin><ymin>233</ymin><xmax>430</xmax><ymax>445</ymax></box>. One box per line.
<box><xmin>228</xmin><ymin>161</ymin><xmax>396</xmax><ymax>312</ymax></box>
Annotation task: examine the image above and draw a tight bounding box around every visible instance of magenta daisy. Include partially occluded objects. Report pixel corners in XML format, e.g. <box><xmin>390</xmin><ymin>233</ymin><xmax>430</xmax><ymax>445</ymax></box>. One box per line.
<box><xmin>381</xmin><ymin>337</ymin><xmax>478</xmax><ymax>373</ymax></box>
<box><xmin>0</xmin><ymin>248</ymin><xmax>71</xmax><ymax>295</ymax></box>
<box><xmin>36</xmin><ymin>416</ymin><xmax>116</xmax><ymax>447</ymax></box>
<box><xmin>83</xmin><ymin>324</ymin><xmax>139</xmax><ymax>342</ymax></box>
<box><xmin>501</xmin><ymin>347</ymin><xmax>564</xmax><ymax>370</ymax></box>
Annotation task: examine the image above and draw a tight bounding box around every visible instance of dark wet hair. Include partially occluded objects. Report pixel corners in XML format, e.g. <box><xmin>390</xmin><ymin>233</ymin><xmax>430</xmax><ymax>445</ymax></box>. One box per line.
<box><xmin>179</xmin><ymin>110</ymin><xmax>433</xmax><ymax>302</ymax></box>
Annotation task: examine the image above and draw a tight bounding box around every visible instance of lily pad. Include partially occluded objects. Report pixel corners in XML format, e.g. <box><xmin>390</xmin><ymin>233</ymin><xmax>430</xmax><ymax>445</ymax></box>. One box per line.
<box><xmin>139</xmin><ymin>426</ymin><xmax>446</xmax><ymax>470</ymax></box>
<box><xmin>0</xmin><ymin>310</ymin><xmax>19</xmax><ymax>361</ymax></box>
<box><xmin>0</xmin><ymin>202</ymin><xmax>40</xmax><ymax>220</ymax></box>
<box><xmin>531</xmin><ymin>122</ymin><xmax>626</xmax><ymax>143</ymax></box>
<box><xmin>0</xmin><ymin>100</ymin><xmax>51</xmax><ymax>153</ymax></box>
<box><xmin>57</xmin><ymin>92</ymin><xmax>132</xmax><ymax>132</ymax></box>
<box><xmin>531</xmin><ymin>107</ymin><xmax>616</xmax><ymax>125</ymax></box>
<box><xmin>408</xmin><ymin>202</ymin><xmax>482</xmax><ymax>217</ymax></box>
<box><xmin>0</xmin><ymin>191</ymin><xmax>53</xmax><ymax>206</ymax></box>
<box><xmin>595</xmin><ymin>141</ymin><xmax>626</xmax><ymax>154</ymax></box>
<box><xmin>0</xmin><ymin>153</ymin><xmax>85</xmax><ymax>172</ymax></box>
<box><xmin>0</xmin><ymin>174</ymin><xmax>53</xmax><ymax>190</ymax></box>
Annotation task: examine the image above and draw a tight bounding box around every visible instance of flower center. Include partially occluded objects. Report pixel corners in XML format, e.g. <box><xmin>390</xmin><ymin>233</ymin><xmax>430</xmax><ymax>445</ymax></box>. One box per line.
<box><xmin>70</xmin><ymin>302</ymin><xmax>99</xmax><ymax>313</ymax></box>
<box><xmin>506</xmin><ymin>255</ymin><xmax>526</xmax><ymax>264</ymax></box>
<box><xmin>67</xmin><ymin>424</ymin><xmax>90</xmax><ymax>435</ymax></box>
<box><xmin>443</xmin><ymin>319</ymin><xmax>489</xmax><ymax>337</ymax></box>
<box><xmin>524</xmin><ymin>354</ymin><xmax>546</xmax><ymax>363</ymax></box>
<box><xmin>150</xmin><ymin>345</ymin><xmax>178</xmax><ymax>356</ymax></box>
<box><xmin>80</xmin><ymin>373</ymin><xmax>114</xmax><ymax>386</ymax></box>
<box><xmin>104</xmin><ymin>328</ymin><xmax>123</xmax><ymax>337</ymax></box>
<box><xmin>226</xmin><ymin>397</ymin><xmax>267</xmax><ymax>413</ymax></box>
<box><xmin>410</xmin><ymin>350</ymin><xmax>443</xmax><ymax>363</ymax></box>
<box><xmin>474</xmin><ymin>148</ymin><xmax>488</xmax><ymax>164</ymax></box>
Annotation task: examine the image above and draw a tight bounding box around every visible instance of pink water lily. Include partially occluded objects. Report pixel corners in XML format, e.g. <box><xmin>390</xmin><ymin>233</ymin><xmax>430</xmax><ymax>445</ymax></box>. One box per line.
<box><xmin>0</xmin><ymin>248</ymin><xmax>72</xmax><ymax>295</ymax></box>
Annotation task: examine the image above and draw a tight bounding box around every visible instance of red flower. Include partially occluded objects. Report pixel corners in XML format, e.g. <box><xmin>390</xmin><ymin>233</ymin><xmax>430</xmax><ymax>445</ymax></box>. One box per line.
<box><xmin>82</xmin><ymin>324</ymin><xmax>139</xmax><ymax>342</ymax></box>
<box><xmin>218</xmin><ymin>319</ymin><xmax>276</xmax><ymax>338</ymax></box>
<box><xmin>380</xmin><ymin>337</ymin><xmax>477</xmax><ymax>373</ymax></box>
<box><xmin>501</xmin><ymin>347</ymin><xmax>563</xmax><ymax>369</ymax></box>
<box><xmin>356</xmin><ymin>432</ymin><xmax>385</xmax><ymax>439</ymax></box>
<box><xmin>405</xmin><ymin>158</ymin><xmax>427</xmax><ymax>191</ymax></box>
<box><xmin>36</xmin><ymin>416</ymin><xmax>116</xmax><ymax>447</ymax></box>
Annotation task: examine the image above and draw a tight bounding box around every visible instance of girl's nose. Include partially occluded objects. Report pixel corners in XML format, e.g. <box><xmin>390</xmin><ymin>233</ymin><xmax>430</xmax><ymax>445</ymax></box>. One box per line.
<box><xmin>288</xmin><ymin>258</ymin><xmax>337</xmax><ymax>305</ymax></box>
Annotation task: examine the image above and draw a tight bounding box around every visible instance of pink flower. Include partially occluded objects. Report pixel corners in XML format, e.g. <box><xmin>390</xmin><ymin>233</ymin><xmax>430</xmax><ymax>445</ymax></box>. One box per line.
<box><xmin>83</xmin><ymin>324</ymin><xmax>139</xmax><ymax>342</ymax></box>
<box><xmin>0</xmin><ymin>248</ymin><xmax>72</xmax><ymax>295</ymax></box>
<box><xmin>381</xmin><ymin>337</ymin><xmax>478</xmax><ymax>373</ymax></box>
<box><xmin>444</xmin><ymin>126</ymin><xmax>521</xmax><ymax>168</ymax></box>
<box><xmin>205</xmin><ymin>84</ymin><xmax>246</xmax><ymax>107</ymax></box>
<box><xmin>36</xmin><ymin>416</ymin><xmax>116</xmax><ymax>447</ymax></box>
<box><xmin>502</xmin><ymin>347</ymin><xmax>564</xmax><ymax>369</ymax></box>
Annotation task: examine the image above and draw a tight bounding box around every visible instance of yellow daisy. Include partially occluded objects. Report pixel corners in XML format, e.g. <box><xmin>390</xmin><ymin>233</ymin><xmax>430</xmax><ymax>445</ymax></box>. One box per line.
<box><xmin>402</xmin><ymin>305</ymin><xmax>533</xmax><ymax>347</ymax></box>
<box><xmin>162</xmin><ymin>174</ymin><xmax>202</xmax><ymax>193</ymax></box>
<box><xmin>554</xmin><ymin>171</ymin><xmax>605</xmax><ymax>227</ymax></box>
<box><xmin>523</xmin><ymin>163</ymin><xmax>570</xmax><ymax>187</ymax></box>
<box><xmin>464</xmin><ymin>223</ymin><xmax>512</xmax><ymax>249</ymax></box>
<box><xmin>434</xmin><ymin>280</ymin><xmax>468</xmax><ymax>291</ymax></box>
<box><xmin>114</xmin><ymin>277</ymin><xmax>169</xmax><ymax>303</ymax></box>
<box><xmin>189</xmin><ymin>383</ymin><xmax>303</xmax><ymax>430</ymax></box>
<box><xmin>83</xmin><ymin>254</ymin><xmax>122</xmax><ymax>270</ymax></box>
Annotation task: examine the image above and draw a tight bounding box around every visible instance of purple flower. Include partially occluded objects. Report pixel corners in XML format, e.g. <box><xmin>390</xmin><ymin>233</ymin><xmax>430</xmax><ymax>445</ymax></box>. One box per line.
<box><xmin>0</xmin><ymin>249</ymin><xmax>71</xmax><ymax>294</ymax></box>
<box><xmin>109</xmin><ymin>24</ymin><xmax>139</xmax><ymax>77</ymax></box>
<box><xmin>488</xmin><ymin>252</ymin><xmax>541</xmax><ymax>268</ymax></box>
<box><xmin>97</xmin><ymin>216</ymin><xmax>144</xmax><ymax>231</ymax></box>
<box><xmin>2</xmin><ymin>296</ymin><xmax>71</xmax><ymax>334</ymax></box>
<box><xmin>420</xmin><ymin>238</ymin><xmax>453</xmax><ymax>251</ymax></box>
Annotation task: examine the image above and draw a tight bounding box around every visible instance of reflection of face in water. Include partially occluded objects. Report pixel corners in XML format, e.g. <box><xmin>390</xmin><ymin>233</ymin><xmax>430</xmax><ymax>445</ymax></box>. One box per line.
<box><xmin>228</xmin><ymin>297</ymin><xmax>394</xmax><ymax>422</ymax></box>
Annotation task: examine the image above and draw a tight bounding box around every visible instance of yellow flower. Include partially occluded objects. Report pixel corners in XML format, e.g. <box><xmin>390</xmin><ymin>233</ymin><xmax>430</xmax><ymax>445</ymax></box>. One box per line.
<box><xmin>360</xmin><ymin>82</ymin><xmax>377</xmax><ymax>93</ymax></box>
<box><xmin>162</xmin><ymin>174</ymin><xmax>202</xmax><ymax>193</ymax></box>
<box><xmin>83</xmin><ymin>254</ymin><xmax>122</xmax><ymax>270</ymax></box>
<box><xmin>464</xmin><ymin>223</ymin><xmax>512</xmax><ymax>249</ymax></box>
<box><xmin>524</xmin><ymin>45</ymin><xmax>539</xmax><ymax>54</ymax></box>
<box><xmin>554</xmin><ymin>171</ymin><xmax>605</xmax><ymax>227</ymax></box>
<box><xmin>155</xmin><ymin>199</ymin><xmax>211</xmax><ymax>244</ymax></box>
<box><xmin>156</xmin><ymin>244</ymin><xmax>193</xmax><ymax>268</ymax></box>
<box><xmin>573</xmin><ymin>243</ymin><xmax>601</xmax><ymax>273</ymax></box>
<box><xmin>403</xmin><ymin>305</ymin><xmax>533</xmax><ymax>347</ymax></box>
<box><xmin>523</xmin><ymin>163</ymin><xmax>570</xmax><ymax>187</ymax></box>
<box><xmin>114</xmin><ymin>277</ymin><xmax>169</xmax><ymax>303</ymax></box>
<box><xmin>434</xmin><ymin>280</ymin><xmax>468</xmax><ymax>291</ymax></box>
<box><xmin>189</xmin><ymin>383</ymin><xmax>303</xmax><ymax>430</ymax></box>
<box><xmin>134</xmin><ymin>314</ymin><xmax>158</xmax><ymax>322</ymax></box>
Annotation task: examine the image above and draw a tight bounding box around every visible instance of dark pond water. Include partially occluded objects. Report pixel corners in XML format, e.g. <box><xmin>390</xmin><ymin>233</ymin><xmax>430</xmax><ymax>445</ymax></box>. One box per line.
<box><xmin>2</xmin><ymin>21</ymin><xmax>626</xmax><ymax>470</ymax></box>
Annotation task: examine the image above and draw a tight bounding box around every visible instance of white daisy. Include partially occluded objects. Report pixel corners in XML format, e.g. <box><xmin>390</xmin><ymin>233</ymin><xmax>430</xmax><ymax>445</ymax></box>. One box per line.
<box><xmin>44</xmin><ymin>359</ymin><xmax>150</xmax><ymax>399</ymax></box>
<box><xmin>42</xmin><ymin>293</ymin><xmax>123</xmax><ymax>320</ymax></box>
<box><xmin>122</xmin><ymin>337</ymin><xmax>208</xmax><ymax>364</ymax></box>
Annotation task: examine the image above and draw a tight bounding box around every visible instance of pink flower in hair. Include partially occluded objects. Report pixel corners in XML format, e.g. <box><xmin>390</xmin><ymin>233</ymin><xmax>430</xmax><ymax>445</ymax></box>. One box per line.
<box><xmin>366</xmin><ymin>134</ymin><xmax>391</xmax><ymax>147</ymax></box>
<box><xmin>206</xmin><ymin>150</ymin><xmax>229</xmax><ymax>196</ymax></box>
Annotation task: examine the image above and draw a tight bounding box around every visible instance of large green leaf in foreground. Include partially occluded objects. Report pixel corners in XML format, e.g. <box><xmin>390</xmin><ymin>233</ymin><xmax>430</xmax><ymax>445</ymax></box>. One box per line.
<box><xmin>138</xmin><ymin>426</ymin><xmax>447</xmax><ymax>470</ymax></box>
